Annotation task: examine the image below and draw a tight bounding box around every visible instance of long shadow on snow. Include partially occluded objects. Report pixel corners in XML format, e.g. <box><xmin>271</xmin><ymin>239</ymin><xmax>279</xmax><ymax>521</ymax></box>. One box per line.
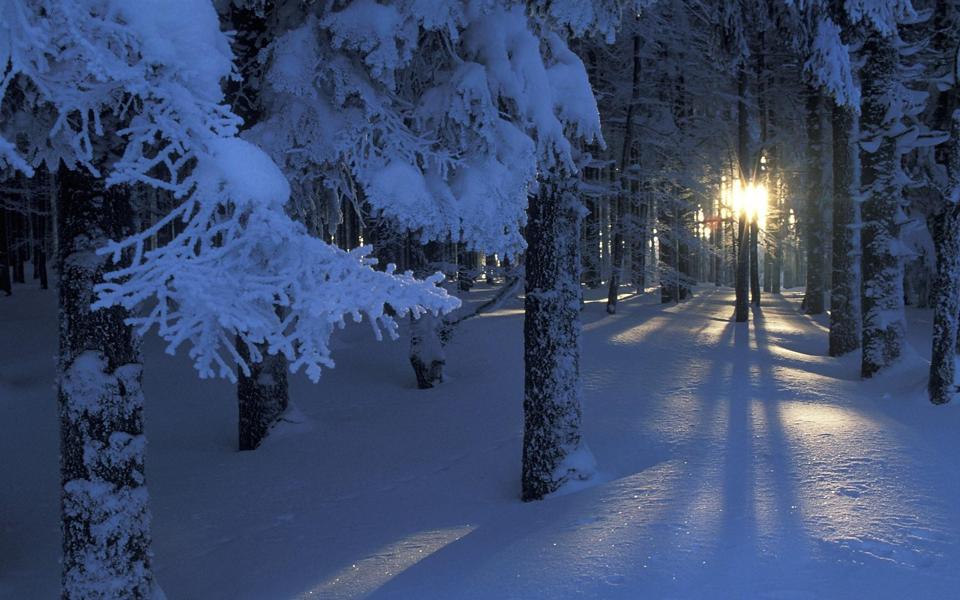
<box><xmin>370</xmin><ymin>299</ymin><xmax>737</xmax><ymax>598</ymax></box>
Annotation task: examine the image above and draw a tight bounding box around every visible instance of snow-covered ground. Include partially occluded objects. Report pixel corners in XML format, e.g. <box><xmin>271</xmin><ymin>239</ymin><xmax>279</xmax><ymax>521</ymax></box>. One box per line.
<box><xmin>2</xmin><ymin>284</ymin><xmax>959</xmax><ymax>599</ymax></box>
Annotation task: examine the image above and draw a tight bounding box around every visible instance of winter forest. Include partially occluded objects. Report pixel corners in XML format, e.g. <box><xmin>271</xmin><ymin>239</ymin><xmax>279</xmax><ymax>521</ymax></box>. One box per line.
<box><xmin>3</xmin><ymin>0</ymin><xmax>960</xmax><ymax>598</ymax></box>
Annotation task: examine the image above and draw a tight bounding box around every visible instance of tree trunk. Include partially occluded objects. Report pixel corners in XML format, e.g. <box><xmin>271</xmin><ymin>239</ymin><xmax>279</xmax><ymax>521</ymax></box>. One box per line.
<box><xmin>485</xmin><ymin>253</ymin><xmax>497</xmax><ymax>284</ymax></box>
<box><xmin>794</xmin><ymin>231</ymin><xmax>803</xmax><ymax>291</ymax></box>
<box><xmin>606</xmin><ymin>198</ymin><xmax>625</xmax><ymax>312</ymax></box>
<box><xmin>409</xmin><ymin>241</ymin><xmax>446</xmax><ymax>389</ymax></box>
<box><xmin>763</xmin><ymin>248</ymin><xmax>773</xmax><ymax>293</ymax></box>
<box><xmin>803</xmin><ymin>89</ymin><xmax>826</xmax><ymax>315</ymax></box>
<box><xmin>735</xmin><ymin>216</ymin><xmax>749</xmax><ymax>321</ymax></box>
<box><xmin>829</xmin><ymin>102</ymin><xmax>861</xmax><ymax>356</ymax></box>
<box><xmin>522</xmin><ymin>173</ymin><xmax>591</xmax><ymax>501</ymax></box>
<box><xmin>0</xmin><ymin>207</ymin><xmax>11</xmax><ymax>295</ymax></box>
<box><xmin>582</xmin><ymin>198</ymin><xmax>602</xmax><ymax>288</ymax></box>
<box><xmin>928</xmin><ymin>0</ymin><xmax>960</xmax><ymax>404</ymax></box>
<box><xmin>714</xmin><ymin>188</ymin><xmax>723</xmax><ymax>287</ymax></box>
<box><xmin>410</xmin><ymin>312</ymin><xmax>445</xmax><ymax>389</ymax></box>
<box><xmin>631</xmin><ymin>198</ymin><xmax>648</xmax><ymax>292</ymax></box>
<box><xmin>735</xmin><ymin>66</ymin><xmax>750</xmax><ymax>321</ymax></box>
<box><xmin>929</xmin><ymin>206</ymin><xmax>960</xmax><ymax>403</ymax></box>
<box><xmin>57</xmin><ymin>164</ymin><xmax>157</xmax><ymax>599</ymax></box>
<box><xmin>225</xmin><ymin>4</ymin><xmax>292</xmax><ymax>451</ymax></box>
<box><xmin>607</xmin><ymin>34</ymin><xmax>641</xmax><ymax>315</ymax></box>
<box><xmin>12</xmin><ymin>209</ymin><xmax>26</xmax><ymax>284</ymax></box>
<box><xmin>750</xmin><ymin>218</ymin><xmax>760</xmax><ymax>305</ymax></box>
<box><xmin>237</xmin><ymin>342</ymin><xmax>289</xmax><ymax>451</ymax></box>
<box><xmin>860</xmin><ymin>32</ymin><xmax>906</xmax><ymax>378</ymax></box>
<box><xmin>676</xmin><ymin>203</ymin><xmax>689</xmax><ymax>300</ymax></box>
<box><xmin>772</xmin><ymin>179</ymin><xmax>783</xmax><ymax>294</ymax></box>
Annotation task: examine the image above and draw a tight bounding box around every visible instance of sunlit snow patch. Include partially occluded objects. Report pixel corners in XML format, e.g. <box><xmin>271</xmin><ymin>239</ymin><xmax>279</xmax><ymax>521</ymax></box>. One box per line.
<box><xmin>300</xmin><ymin>525</ymin><xmax>475</xmax><ymax>599</ymax></box>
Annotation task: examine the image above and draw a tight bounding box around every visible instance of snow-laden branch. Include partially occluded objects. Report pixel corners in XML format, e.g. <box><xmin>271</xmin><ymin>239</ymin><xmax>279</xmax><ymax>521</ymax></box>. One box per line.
<box><xmin>250</xmin><ymin>2</ymin><xmax>606</xmax><ymax>258</ymax></box>
<box><xmin>3</xmin><ymin>0</ymin><xmax>460</xmax><ymax>381</ymax></box>
<box><xmin>91</xmin><ymin>138</ymin><xmax>460</xmax><ymax>383</ymax></box>
<box><xmin>804</xmin><ymin>17</ymin><xmax>860</xmax><ymax>109</ymax></box>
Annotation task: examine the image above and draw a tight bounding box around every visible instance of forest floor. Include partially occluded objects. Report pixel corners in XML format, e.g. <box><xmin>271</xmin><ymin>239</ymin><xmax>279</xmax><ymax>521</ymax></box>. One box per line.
<box><xmin>2</xmin><ymin>284</ymin><xmax>960</xmax><ymax>599</ymax></box>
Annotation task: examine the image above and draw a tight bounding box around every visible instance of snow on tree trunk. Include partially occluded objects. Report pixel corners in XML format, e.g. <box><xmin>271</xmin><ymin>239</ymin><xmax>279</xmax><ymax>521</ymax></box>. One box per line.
<box><xmin>583</xmin><ymin>200</ymin><xmax>602</xmax><ymax>288</ymax></box>
<box><xmin>803</xmin><ymin>89</ymin><xmax>826</xmax><ymax>315</ymax></box>
<box><xmin>409</xmin><ymin>312</ymin><xmax>445</xmax><ymax>389</ymax></box>
<box><xmin>408</xmin><ymin>241</ymin><xmax>446</xmax><ymax>389</ymax></box>
<box><xmin>237</xmin><ymin>340</ymin><xmax>289</xmax><ymax>451</ymax></box>
<box><xmin>928</xmin><ymin>0</ymin><xmax>960</xmax><ymax>404</ymax></box>
<box><xmin>829</xmin><ymin>102</ymin><xmax>861</xmax><ymax>357</ymax></box>
<box><xmin>57</xmin><ymin>165</ymin><xmax>158</xmax><ymax>599</ymax></box>
<box><xmin>929</xmin><ymin>205</ymin><xmax>960</xmax><ymax>404</ymax></box>
<box><xmin>860</xmin><ymin>32</ymin><xmax>906</xmax><ymax>378</ymax></box>
<box><xmin>522</xmin><ymin>174</ymin><xmax>592</xmax><ymax>502</ymax></box>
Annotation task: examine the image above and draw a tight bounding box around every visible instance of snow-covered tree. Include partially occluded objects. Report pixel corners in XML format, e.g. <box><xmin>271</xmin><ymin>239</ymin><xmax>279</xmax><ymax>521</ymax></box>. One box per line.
<box><xmin>241</xmin><ymin>0</ymin><xmax>638</xmax><ymax>499</ymax></box>
<box><xmin>922</xmin><ymin>0</ymin><xmax>960</xmax><ymax>403</ymax></box>
<box><xmin>2</xmin><ymin>0</ymin><xmax>458</xmax><ymax>595</ymax></box>
<box><xmin>799</xmin><ymin>5</ymin><xmax>864</xmax><ymax>355</ymax></box>
<box><xmin>802</xmin><ymin>88</ymin><xmax>828</xmax><ymax>315</ymax></box>
<box><xmin>853</xmin><ymin>1</ymin><xmax>922</xmax><ymax>378</ymax></box>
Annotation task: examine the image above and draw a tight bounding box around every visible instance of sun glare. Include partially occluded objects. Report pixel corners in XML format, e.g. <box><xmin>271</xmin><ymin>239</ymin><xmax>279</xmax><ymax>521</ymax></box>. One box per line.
<box><xmin>723</xmin><ymin>180</ymin><xmax>767</xmax><ymax>228</ymax></box>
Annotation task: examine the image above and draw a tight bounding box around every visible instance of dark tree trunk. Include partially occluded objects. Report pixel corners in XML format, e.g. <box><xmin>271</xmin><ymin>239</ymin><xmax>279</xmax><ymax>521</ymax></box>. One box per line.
<box><xmin>607</xmin><ymin>34</ymin><xmax>641</xmax><ymax>314</ymax></box>
<box><xmin>750</xmin><ymin>218</ymin><xmax>760</xmax><ymax>305</ymax></box>
<box><xmin>606</xmin><ymin>201</ymin><xmax>625</xmax><ymax>312</ymax></box>
<box><xmin>631</xmin><ymin>198</ymin><xmax>648</xmax><ymax>292</ymax></box>
<box><xmin>772</xmin><ymin>179</ymin><xmax>783</xmax><ymax>294</ymax></box>
<box><xmin>237</xmin><ymin>341</ymin><xmax>289</xmax><ymax>451</ymax></box>
<box><xmin>226</xmin><ymin>5</ymin><xmax>293</xmax><ymax>448</ymax></box>
<box><xmin>714</xmin><ymin>187</ymin><xmax>723</xmax><ymax>287</ymax></box>
<box><xmin>12</xmin><ymin>209</ymin><xmax>26</xmax><ymax>284</ymax></box>
<box><xmin>522</xmin><ymin>173</ymin><xmax>590</xmax><ymax>501</ymax></box>
<box><xmin>0</xmin><ymin>207</ymin><xmax>11</xmax><ymax>295</ymax></box>
<box><xmin>485</xmin><ymin>253</ymin><xmax>497</xmax><ymax>284</ymax></box>
<box><xmin>57</xmin><ymin>164</ymin><xmax>157</xmax><ymax>598</ymax></box>
<box><xmin>763</xmin><ymin>248</ymin><xmax>773</xmax><ymax>293</ymax></box>
<box><xmin>582</xmin><ymin>198</ymin><xmax>602</xmax><ymax>288</ymax></box>
<box><xmin>829</xmin><ymin>102</ymin><xmax>861</xmax><ymax>356</ymax></box>
<box><xmin>752</xmin><ymin>38</ymin><xmax>766</xmax><ymax>306</ymax></box>
<box><xmin>928</xmin><ymin>0</ymin><xmax>960</xmax><ymax>404</ymax></box>
<box><xmin>410</xmin><ymin>312</ymin><xmax>445</xmax><ymax>389</ymax></box>
<box><xmin>33</xmin><ymin>176</ymin><xmax>50</xmax><ymax>290</ymax></box>
<box><xmin>735</xmin><ymin>216</ymin><xmax>749</xmax><ymax>321</ymax></box>
<box><xmin>803</xmin><ymin>89</ymin><xmax>826</xmax><ymax>315</ymax></box>
<box><xmin>714</xmin><ymin>227</ymin><xmax>723</xmax><ymax>287</ymax></box>
<box><xmin>735</xmin><ymin>66</ymin><xmax>750</xmax><ymax>321</ymax></box>
<box><xmin>794</xmin><ymin>232</ymin><xmax>803</xmax><ymax>291</ymax></box>
<box><xmin>860</xmin><ymin>32</ymin><xmax>906</xmax><ymax>378</ymax></box>
<box><xmin>677</xmin><ymin>203</ymin><xmax>690</xmax><ymax>300</ymax></box>
<box><xmin>929</xmin><ymin>206</ymin><xmax>960</xmax><ymax>403</ymax></box>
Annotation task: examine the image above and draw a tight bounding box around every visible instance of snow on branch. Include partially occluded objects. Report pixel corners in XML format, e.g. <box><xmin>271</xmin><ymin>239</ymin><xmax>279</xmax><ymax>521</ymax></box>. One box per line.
<box><xmin>250</xmin><ymin>2</ymin><xmax>605</xmax><ymax>258</ymax></box>
<box><xmin>94</xmin><ymin>138</ymin><xmax>460</xmax><ymax>383</ymax></box>
<box><xmin>4</xmin><ymin>0</ymin><xmax>460</xmax><ymax>381</ymax></box>
<box><xmin>804</xmin><ymin>17</ymin><xmax>860</xmax><ymax>109</ymax></box>
<box><xmin>844</xmin><ymin>0</ymin><xmax>918</xmax><ymax>37</ymax></box>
